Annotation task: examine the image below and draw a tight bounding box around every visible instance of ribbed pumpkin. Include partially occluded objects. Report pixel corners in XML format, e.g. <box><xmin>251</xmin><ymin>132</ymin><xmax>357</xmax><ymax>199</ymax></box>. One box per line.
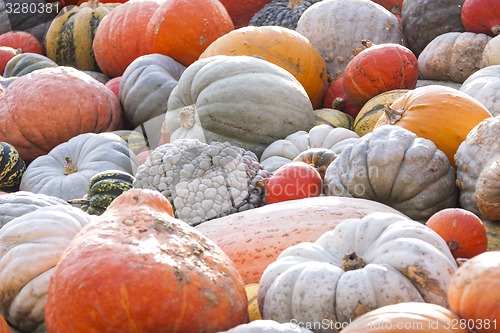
<box><xmin>343</xmin><ymin>41</ymin><xmax>418</xmax><ymax>106</ymax></box>
<box><xmin>0</xmin><ymin>142</ymin><xmax>25</xmax><ymax>191</ymax></box>
<box><xmin>199</xmin><ymin>26</ymin><xmax>328</xmax><ymax>108</ymax></box>
<box><xmin>218</xmin><ymin>0</ymin><xmax>271</xmax><ymax>28</ymax></box>
<box><xmin>460</xmin><ymin>64</ymin><xmax>500</xmax><ymax>116</ymax></box>
<box><xmin>0</xmin><ymin>66</ymin><xmax>124</xmax><ymax>163</ymax></box>
<box><xmin>249</xmin><ymin>0</ymin><xmax>322</xmax><ymax>30</ymax></box>
<box><xmin>0</xmin><ymin>31</ymin><xmax>43</xmax><ymax>54</ymax></box>
<box><xmin>375</xmin><ymin>85</ymin><xmax>493</xmax><ymax>169</ymax></box>
<box><xmin>314</xmin><ymin>108</ymin><xmax>354</xmax><ymax>130</ymax></box>
<box><xmin>45</xmin><ymin>0</ymin><xmax>120</xmax><ymax>72</ymax></box>
<box><xmin>2</xmin><ymin>52</ymin><xmax>58</xmax><ymax>77</ymax></box>
<box><xmin>145</xmin><ymin>0</ymin><xmax>234</xmax><ymax>67</ymax></box>
<box><xmin>461</xmin><ymin>0</ymin><xmax>500</xmax><ymax>37</ymax></box>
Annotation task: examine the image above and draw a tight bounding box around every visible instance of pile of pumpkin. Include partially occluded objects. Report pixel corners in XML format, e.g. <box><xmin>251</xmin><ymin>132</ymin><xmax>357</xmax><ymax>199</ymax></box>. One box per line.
<box><xmin>0</xmin><ymin>0</ymin><xmax>499</xmax><ymax>331</ymax></box>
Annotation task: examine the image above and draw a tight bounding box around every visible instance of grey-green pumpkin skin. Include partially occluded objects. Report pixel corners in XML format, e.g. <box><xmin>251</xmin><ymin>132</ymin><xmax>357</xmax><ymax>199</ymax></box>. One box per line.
<box><xmin>3</xmin><ymin>53</ymin><xmax>58</xmax><ymax>78</ymax></box>
<box><xmin>249</xmin><ymin>0</ymin><xmax>322</xmax><ymax>30</ymax></box>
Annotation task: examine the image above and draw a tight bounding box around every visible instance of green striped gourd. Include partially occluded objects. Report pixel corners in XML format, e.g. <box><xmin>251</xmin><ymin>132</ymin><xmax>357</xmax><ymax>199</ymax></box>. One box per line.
<box><xmin>3</xmin><ymin>53</ymin><xmax>58</xmax><ymax>77</ymax></box>
<box><xmin>0</xmin><ymin>142</ymin><xmax>26</xmax><ymax>190</ymax></box>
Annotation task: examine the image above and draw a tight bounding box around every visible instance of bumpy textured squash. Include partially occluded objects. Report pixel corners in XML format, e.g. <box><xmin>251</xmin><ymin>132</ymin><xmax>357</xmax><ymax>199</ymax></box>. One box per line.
<box><xmin>324</xmin><ymin>125</ymin><xmax>457</xmax><ymax>221</ymax></box>
<box><xmin>0</xmin><ymin>142</ymin><xmax>25</xmax><ymax>190</ymax></box>
<box><xmin>249</xmin><ymin>0</ymin><xmax>321</xmax><ymax>30</ymax></box>
<box><xmin>258</xmin><ymin>213</ymin><xmax>458</xmax><ymax>326</ymax></box>
<box><xmin>44</xmin><ymin>189</ymin><xmax>248</xmax><ymax>332</ymax></box>
<box><xmin>2</xmin><ymin>52</ymin><xmax>57</xmax><ymax>77</ymax></box>
<box><xmin>460</xmin><ymin>65</ymin><xmax>500</xmax><ymax>116</ymax></box>
<box><xmin>163</xmin><ymin>55</ymin><xmax>315</xmax><ymax>158</ymax></box>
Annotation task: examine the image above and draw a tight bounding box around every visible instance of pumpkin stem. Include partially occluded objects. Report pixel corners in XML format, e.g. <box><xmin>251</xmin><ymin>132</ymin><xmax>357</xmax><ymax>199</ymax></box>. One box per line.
<box><xmin>492</xmin><ymin>25</ymin><xmax>500</xmax><ymax>36</ymax></box>
<box><xmin>177</xmin><ymin>105</ymin><xmax>196</xmax><ymax>129</ymax></box>
<box><xmin>332</xmin><ymin>97</ymin><xmax>346</xmax><ymax>111</ymax></box>
<box><xmin>67</xmin><ymin>198</ymin><xmax>90</xmax><ymax>205</ymax></box>
<box><xmin>342</xmin><ymin>252</ymin><xmax>365</xmax><ymax>271</ymax></box>
<box><xmin>361</xmin><ymin>39</ymin><xmax>373</xmax><ymax>48</ymax></box>
<box><xmin>383</xmin><ymin>102</ymin><xmax>404</xmax><ymax>125</ymax></box>
<box><xmin>64</xmin><ymin>157</ymin><xmax>78</xmax><ymax>175</ymax></box>
<box><xmin>287</xmin><ymin>0</ymin><xmax>304</xmax><ymax>9</ymax></box>
<box><xmin>448</xmin><ymin>240</ymin><xmax>459</xmax><ymax>251</ymax></box>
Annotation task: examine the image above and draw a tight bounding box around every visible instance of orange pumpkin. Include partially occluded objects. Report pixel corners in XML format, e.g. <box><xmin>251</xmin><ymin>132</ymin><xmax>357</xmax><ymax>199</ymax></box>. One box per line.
<box><xmin>343</xmin><ymin>41</ymin><xmax>419</xmax><ymax>106</ymax></box>
<box><xmin>371</xmin><ymin>0</ymin><xmax>403</xmax><ymax>18</ymax></box>
<box><xmin>0</xmin><ymin>31</ymin><xmax>43</xmax><ymax>54</ymax></box>
<box><xmin>145</xmin><ymin>0</ymin><xmax>234</xmax><ymax>67</ymax></box>
<box><xmin>461</xmin><ymin>0</ymin><xmax>500</xmax><ymax>37</ymax></box>
<box><xmin>375</xmin><ymin>85</ymin><xmax>493</xmax><ymax>169</ymax></box>
<box><xmin>448</xmin><ymin>251</ymin><xmax>500</xmax><ymax>333</ymax></box>
<box><xmin>0</xmin><ymin>46</ymin><xmax>20</xmax><ymax>74</ymax></box>
<box><xmin>199</xmin><ymin>25</ymin><xmax>328</xmax><ymax>108</ymax></box>
<box><xmin>426</xmin><ymin>208</ymin><xmax>488</xmax><ymax>259</ymax></box>
<box><xmin>44</xmin><ymin>188</ymin><xmax>248</xmax><ymax>332</ymax></box>
<box><xmin>322</xmin><ymin>76</ymin><xmax>362</xmax><ymax>118</ymax></box>
<box><xmin>0</xmin><ymin>316</ymin><xmax>9</xmax><ymax>333</ymax></box>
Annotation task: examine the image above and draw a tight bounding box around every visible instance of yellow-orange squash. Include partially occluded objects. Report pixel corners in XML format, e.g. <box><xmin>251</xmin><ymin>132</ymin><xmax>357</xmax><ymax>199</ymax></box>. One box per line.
<box><xmin>0</xmin><ymin>316</ymin><xmax>8</xmax><ymax>333</ymax></box>
<box><xmin>375</xmin><ymin>85</ymin><xmax>492</xmax><ymax>168</ymax></box>
<box><xmin>44</xmin><ymin>188</ymin><xmax>248</xmax><ymax>332</ymax></box>
<box><xmin>199</xmin><ymin>26</ymin><xmax>328</xmax><ymax>108</ymax></box>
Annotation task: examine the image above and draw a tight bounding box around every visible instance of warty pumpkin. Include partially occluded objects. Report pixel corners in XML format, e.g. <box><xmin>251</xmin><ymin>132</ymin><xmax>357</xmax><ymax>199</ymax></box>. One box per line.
<box><xmin>163</xmin><ymin>55</ymin><xmax>315</xmax><ymax>158</ymax></box>
<box><xmin>199</xmin><ymin>25</ymin><xmax>328</xmax><ymax>109</ymax></box>
<box><xmin>0</xmin><ymin>31</ymin><xmax>43</xmax><ymax>54</ymax></box>
<box><xmin>460</xmin><ymin>64</ymin><xmax>500</xmax><ymax>116</ymax></box>
<box><xmin>44</xmin><ymin>188</ymin><xmax>248</xmax><ymax>332</ymax></box>
<box><xmin>258</xmin><ymin>212</ymin><xmax>458</xmax><ymax>326</ymax></box>
<box><xmin>375</xmin><ymin>85</ymin><xmax>493</xmax><ymax>169</ymax></box>
<box><xmin>461</xmin><ymin>0</ymin><xmax>500</xmax><ymax>37</ymax></box>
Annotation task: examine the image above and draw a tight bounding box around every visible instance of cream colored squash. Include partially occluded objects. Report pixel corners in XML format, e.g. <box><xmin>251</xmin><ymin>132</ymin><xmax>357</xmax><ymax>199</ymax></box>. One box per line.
<box><xmin>482</xmin><ymin>34</ymin><xmax>500</xmax><ymax>67</ymax></box>
<box><xmin>460</xmin><ymin>65</ymin><xmax>500</xmax><ymax>116</ymax></box>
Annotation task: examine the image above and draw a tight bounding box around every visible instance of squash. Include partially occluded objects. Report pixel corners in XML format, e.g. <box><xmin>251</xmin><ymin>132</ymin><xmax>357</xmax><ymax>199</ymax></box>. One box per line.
<box><xmin>482</xmin><ymin>34</ymin><xmax>500</xmax><ymax>66</ymax></box>
<box><xmin>44</xmin><ymin>188</ymin><xmax>248</xmax><ymax>332</ymax></box>
<box><xmin>45</xmin><ymin>0</ymin><xmax>120</xmax><ymax>72</ymax></box>
<box><xmin>401</xmin><ymin>0</ymin><xmax>465</xmax><ymax>57</ymax></box>
<box><xmin>110</xmin><ymin>130</ymin><xmax>150</xmax><ymax>155</ymax></box>
<box><xmin>245</xmin><ymin>284</ymin><xmax>262</xmax><ymax>322</ymax></box>
<box><xmin>260</xmin><ymin>124</ymin><xmax>359</xmax><ymax>173</ymax></box>
<box><xmin>371</xmin><ymin>0</ymin><xmax>403</xmax><ymax>16</ymax></box>
<box><xmin>324</xmin><ymin>125</ymin><xmax>458</xmax><ymax>221</ymax></box>
<box><xmin>258</xmin><ymin>212</ymin><xmax>458</xmax><ymax>326</ymax></box>
<box><xmin>0</xmin><ymin>205</ymin><xmax>94</xmax><ymax>333</ymax></box>
<box><xmin>322</xmin><ymin>77</ymin><xmax>362</xmax><ymax>118</ymax></box>
<box><xmin>296</xmin><ymin>0</ymin><xmax>404</xmax><ymax>79</ymax></box>
<box><xmin>460</xmin><ymin>64</ymin><xmax>500</xmax><ymax>116</ymax></box>
<box><xmin>475</xmin><ymin>159</ymin><xmax>500</xmax><ymax>221</ymax></box>
<box><xmin>163</xmin><ymin>55</ymin><xmax>315</xmax><ymax>158</ymax></box>
<box><xmin>119</xmin><ymin>53</ymin><xmax>185</xmax><ymax>129</ymax></box>
<box><xmin>0</xmin><ymin>142</ymin><xmax>25</xmax><ymax>191</ymax></box>
<box><xmin>293</xmin><ymin>147</ymin><xmax>338</xmax><ymax>179</ymax></box>
<box><xmin>220</xmin><ymin>320</ymin><xmax>314</xmax><ymax>332</ymax></box>
<box><xmin>0</xmin><ymin>46</ymin><xmax>19</xmax><ymax>74</ymax></box>
<box><xmin>19</xmin><ymin>132</ymin><xmax>138</xmax><ymax>201</ymax></box>
<box><xmin>461</xmin><ymin>0</ymin><xmax>500</xmax><ymax>37</ymax></box>
<box><xmin>447</xmin><ymin>251</ymin><xmax>500</xmax><ymax>333</ymax></box>
<box><xmin>0</xmin><ymin>31</ymin><xmax>43</xmax><ymax>54</ymax></box>
<box><xmin>340</xmin><ymin>302</ymin><xmax>471</xmax><ymax>333</ymax></box>
<box><xmin>0</xmin><ymin>316</ymin><xmax>8</xmax><ymax>333</ymax></box>
<box><xmin>195</xmin><ymin>196</ymin><xmax>409</xmax><ymax>284</ymax></box>
<box><xmin>2</xmin><ymin>52</ymin><xmax>58</xmax><ymax>77</ymax></box>
<box><xmin>105</xmin><ymin>76</ymin><xmax>120</xmax><ymax>98</ymax></box>
<box><xmin>199</xmin><ymin>26</ymin><xmax>328</xmax><ymax>109</ymax></box>
<box><xmin>418</xmin><ymin>32</ymin><xmax>492</xmax><ymax>84</ymax></box>
<box><xmin>0</xmin><ymin>66</ymin><xmax>124</xmax><ymax>163</ymax></box>
<box><xmin>249</xmin><ymin>0</ymin><xmax>321</xmax><ymax>31</ymax></box>
<box><xmin>145</xmin><ymin>0</ymin><xmax>234</xmax><ymax>67</ymax></box>
<box><xmin>218</xmin><ymin>0</ymin><xmax>272</xmax><ymax>28</ymax></box>
<box><xmin>375</xmin><ymin>85</ymin><xmax>493</xmax><ymax>169</ymax></box>
<box><xmin>343</xmin><ymin>41</ymin><xmax>418</xmax><ymax>106</ymax></box>
<box><xmin>314</xmin><ymin>108</ymin><xmax>354</xmax><ymax>130</ymax></box>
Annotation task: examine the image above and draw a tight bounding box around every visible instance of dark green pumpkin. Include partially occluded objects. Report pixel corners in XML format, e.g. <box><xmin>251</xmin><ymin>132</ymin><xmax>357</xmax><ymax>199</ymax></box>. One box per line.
<box><xmin>79</xmin><ymin>170</ymin><xmax>135</xmax><ymax>215</ymax></box>
<box><xmin>3</xmin><ymin>52</ymin><xmax>58</xmax><ymax>77</ymax></box>
<box><xmin>249</xmin><ymin>0</ymin><xmax>322</xmax><ymax>30</ymax></box>
<box><xmin>0</xmin><ymin>141</ymin><xmax>26</xmax><ymax>190</ymax></box>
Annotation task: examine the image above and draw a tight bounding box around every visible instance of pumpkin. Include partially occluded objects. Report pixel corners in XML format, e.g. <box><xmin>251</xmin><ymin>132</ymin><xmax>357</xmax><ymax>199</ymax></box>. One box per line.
<box><xmin>455</xmin><ymin>116</ymin><xmax>499</xmax><ymax>219</ymax></box>
<box><xmin>314</xmin><ymin>108</ymin><xmax>354</xmax><ymax>130</ymax></box>
<box><xmin>293</xmin><ymin>147</ymin><xmax>338</xmax><ymax>179</ymax></box>
<box><xmin>426</xmin><ymin>208</ymin><xmax>488</xmax><ymax>259</ymax></box>
<box><xmin>104</xmin><ymin>76</ymin><xmax>120</xmax><ymax>99</ymax></box>
<box><xmin>110</xmin><ymin>130</ymin><xmax>150</xmax><ymax>155</ymax></box>
<box><xmin>258</xmin><ymin>212</ymin><xmax>458</xmax><ymax>326</ymax></box>
<box><xmin>475</xmin><ymin>159</ymin><xmax>500</xmax><ymax>221</ymax></box>
<box><xmin>343</xmin><ymin>41</ymin><xmax>418</xmax><ymax>106</ymax></box>
<box><xmin>0</xmin><ymin>142</ymin><xmax>25</xmax><ymax>191</ymax></box>
<box><xmin>199</xmin><ymin>25</ymin><xmax>328</xmax><ymax>109</ymax></box>
<box><xmin>73</xmin><ymin>170</ymin><xmax>135</xmax><ymax>215</ymax></box>
<box><xmin>0</xmin><ymin>191</ymin><xmax>69</xmax><ymax>229</ymax></box>
<box><xmin>219</xmin><ymin>0</ymin><xmax>271</xmax><ymax>28</ymax></box>
<box><xmin>0</xmin><ymin>46</ymin><xmax>19</xmax><ymax>74</ymax></box>
<box><xmin>45</xmin><ymin>0</ymin><xmax>120</xmax><ymax>71</ymax></box>
<box><xmin>371</xmin><ymin>0</ymin><xmax>403</xmax><ymax>16</ymax></box>
<box><xmin>2</xmin><ymin>52</ymin><xmax>58</xmax><ymax>77</ymax></box>
<box><xmin>163</xmin><ymin>55</ymin><xmax>315</xmax><ymax>158</ymax></box>
<box><xmin>195</xmin><ymin>196</ymin><xmax>409</xmax><ymax>284</ymax></box>
<box><xmin>0</xmin><ymin>205</ymin><xmax>94</xmax><ymax>333</ymax></box>
<box><xmin>447</xmin><ymin>251</ymin><xmax>500</xmax><ymax>333</ymax></box>
<box><xmin>375</xmin><ymin>85</ymin><xmax>493</xmax><ymax>169</ymax></box>
<box><xmin>461</xmin><ymin>0</ymin><xmax>500</xmax><ymax>37</ymax></box>
<box><xmin>92</xmin><ymin>0</ymin><xmax>160</xmax><ymax>78</ymax></box>
<box><xmin>482</xmin><ymin>34</ymin><xmax>500</xmax><ymax>66</ymax></box>
<box><xmin>260</xmin><ymin>124</ymin><xmax>359</xmax><ymax>173</ymax></box>
<box><xmin>415</xmin><ymin>79</ymin><xmax>463</xmax><ymax>90</ymax></box>
<box><xmin>145</xmin><ymin>0</ymin><xmax>234</xmax><ymax>67</ymax></box>
<box><xmin>296</xmin><ymin>0</ymin><xmax>404</xmax><ymax>79</ymax></box>
<box><xmin>340</xmin><ymin>302</ymin><xmax>471</xmax><ymax>333</ymax></box>
<box><xmin>249</xmin><ymin>0</ymin><xmax>321</xmax><ymax>31</ymax></box>
<box><xmin>0</xmin><ymin>316</ymin><xmax>8</xmax><ymax>333</ymax></box>
<box><xmin>352</xmin><ymin>89</ymin><xmax>409</xmax><ymax>137</ymax></box>
<box><xmin>324</xmin><ymin>125</ymin><xmax>458</xmax><ymax>221</ymax></box>
<box><xmin>19</xmin><ymin>132</ymin><xmax>138</xmax><ymax>201</ymax></box>
<box><xmin>0</xmin><ymin>31</ymin><xmax>43</xmax><ymax>54</ymax></box>
<box><xmin>401</xmin><ymin>0</ymin><xmax>465</xmax><ymax>57</ymax></box>
<box><xmin>460</xmin><ymin>64</ymin><xmax>500</xmax><ymax>116</ymax></box>
<box><xmin>322</xmin><ymin>77</ymin><xmax>362</xmax><ymax>118</ymax></box>
<box><xmin>245</xmin><ymin>284</ymin><xmax>262</xmax><ymax>322</ymax></box>
<box><xmin>418</xmin><ymin>32</ymin><xmax>491</xmax><ymax>84</ymax></box>
<box><xmin>119</xmin><ymin>53</ymin><xmax>185</xmax><ymax>129</ymax></box>
<box><xmin>0</xmin><ymin>66</ymin><xmax>124</xmax><ymax>163</ymax></box>
<box><xmin>220</xmin><ymin>320</ymin><xmax>314</xmax><ymax>333</ymax></box>
<box><xmin>44</xmin><ymin>188</ymin><xmax>248</xmax><ymax>332</ymax></box>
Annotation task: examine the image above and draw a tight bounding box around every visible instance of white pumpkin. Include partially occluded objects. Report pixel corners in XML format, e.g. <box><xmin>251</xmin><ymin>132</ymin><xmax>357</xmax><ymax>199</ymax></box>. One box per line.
<box><xmin>258</xmin><ymin>212</ymin><xmax>458</xmax><ymax>329</ymax></box>
<box><xmin>460</xmin><ymin>65</ymin><xmax>500</xmax><ymax>116</ymax></box>
<box><xmin>482</xmin><ymin>34</ymin><xmax>500</xmax><ymax>67</ymax></box>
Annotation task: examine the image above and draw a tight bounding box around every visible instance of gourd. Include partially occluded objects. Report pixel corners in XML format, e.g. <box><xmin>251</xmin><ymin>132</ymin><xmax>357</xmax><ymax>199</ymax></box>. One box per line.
<box><xmin>0</xmin><ymin>142</ymin><xmax>25</xmax><ymax>191</ymax></box>
<box><xmin>195</xmin><ymin>196</ymin><xmax>409</xmax><ymax>284</ymax></box>
<box><xmin>296</xmin><ymin>0</ymin><xmax>404</xmax><ymax>79</ymax></box>
<box><xmin>163</xmin><ymin>55</ymin><xmax>315</xmax><ymax>158</ymax></box>
<box><xmin>45</xmin><ymin>0</ymin><xmax>120</xmax><ymax>71</ymax></box>
<box><xmin>249</xmin><ymin>0</ymin><xmax>322</xmax><ymax>30</ymax></box>
<box><xmin>460</xmin><ymin>64</ymin><xmax>500</xmax><ymax>116</ymax></box>
<box><xmin>293</xmin><ymin>147</ymin><xmax>338</xmax><ymax>179</ymax></box>
<box><xmin>0</xmin><ymin>66</ymin><xmax>124</xmax><ymax>163</ymax></box>
<box><xmin>0</xmin><ymin>205</ymin><xmax>94</xmax><ymax>333</ymax></box>
<box><xmin>258</xmin><ymin>212</ymin><xmax>458</xmax><ymax>326</ymax></box>
<box><xmin>0</xmin><ymin>31</ymin><xmax>43</xmax><ymax>54</ymax></box>
<box><xmin>375</xmin><ymin>85</ymin><xmax>492</xmax><ymax>169</ymax></box>
<box><xmin>314</xmin><ymin>108</ymin><xmax>354</xmax><ymax>130</ymax></box>
<box><xmin>461</xmin><ymin>0</ymin><xmax>500</xmax><ymax>37</ymax></box>
<box><xmin>19</xmin><ymin>132</ymin><xmax>138</xmax><ymax>201</ymax></box>
<box><xmin>323</xmin><ymin>125</ymin><xmax>457</xmax><ymax>221</ymax></box>
<box><xmin>418</xmin><ymin>32</ymin><xmax>492</xmax><ymax>83</ymax></box>
<box><xmin>199</xmin><ymin>26</ymin><xmax>328</xmax><ymax>109</ymax></box>
<box><xmin>2</xmin><ymin>52</ymin><xmax>58</xmax><ymax>78</ymax></box>
<box><xmin>481</xmin><ymin>34</ymin><xmax>500</xmax><ymax>66</ymax></box>
<box><xmin>44</xmin><ymin>188</ymin><xmax>248</xmax><ymax>332</ymax></box>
